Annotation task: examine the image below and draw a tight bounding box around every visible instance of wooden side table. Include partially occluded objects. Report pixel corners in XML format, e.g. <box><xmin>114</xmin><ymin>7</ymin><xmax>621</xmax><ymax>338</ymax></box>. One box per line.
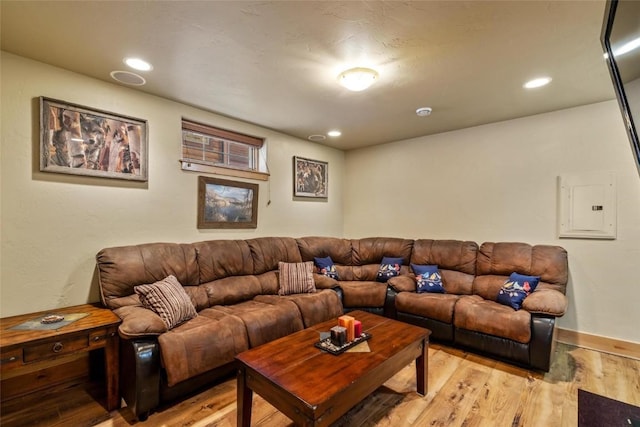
<box><xmin>0</xmin><ymin>303</ymin><xmax>121</xmax><ymax>410</ymax></box>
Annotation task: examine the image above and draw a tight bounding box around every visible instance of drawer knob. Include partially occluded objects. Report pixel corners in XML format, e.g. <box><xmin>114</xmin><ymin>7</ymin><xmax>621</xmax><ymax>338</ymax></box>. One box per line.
<box><xmin>52</xmin><ymin>342</ymin><xmax>64</xmax><ymax>353</ymax></box>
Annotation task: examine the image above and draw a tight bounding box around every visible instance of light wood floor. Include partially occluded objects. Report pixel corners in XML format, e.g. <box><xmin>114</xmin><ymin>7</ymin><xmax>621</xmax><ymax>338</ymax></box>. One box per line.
<box><xmin>2</xmin><ymin>342</ymin><xmax>639</xmax><ymax>427</ymax></box>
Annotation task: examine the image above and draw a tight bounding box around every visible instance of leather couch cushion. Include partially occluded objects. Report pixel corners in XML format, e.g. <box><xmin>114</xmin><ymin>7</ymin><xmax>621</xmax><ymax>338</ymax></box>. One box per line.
<box><xmin>475</xmin><ymin>242</ymin><xmax>568</xmax><ymax>294</ymax></box>
<box><xmin>396</xmin><ymin>292</ymin><xmax>461</xmax><ymax>323</ymax></box>
<box><xmin>387</xmin><ymin>275</ymin><xmax>416</xmax><ymax>293</ymax></box>
<box><xmin>411</xmin><ymin>239</ymin><xmax>478</xmax><ymax>274</ymax></box>
<box><xmin>411</xmin><ymin>240</ymin><xmax>477</xmax><ymax>294</ymax></box>
<box><xmin>97</xmin><ymin>242</ymin><xmax>199</xmax><ymax>309</ymax></box>
<box><xmin>454</xmin><ymin>295</ymin><xmax>531</xmax><ymax>343</ymax></box>
<box><xmin>202</xmin><ymin>275</ymin><xmax>262</xmax><ymax>306</ymax></box>
<box><xmin>193</xmin><ymin>239</ymin><xmax>254</xmax><ymax>282</ymax></box>
<box><xmin>212</xmin><ymin>300</ymin><xmax>304</xmax><ymax>348</ymax></box>
<box><xmin>351</xmin><ymin>237</ymin><xmax>413</xmax><ymax>266</ymax></box>
<box><xmin>312</xmin><ymin>273</ymin><xmax>340</xmax><ymax>290</ymax></box>
<box><xmin>247</xmin><ymin>237</ymin><xmax>302</xmax><ymax>275</ymax></box>
<box><xmin>297</xmin><ymin>237</ymin><xmax>353</xmax><ymax>265</ymax></box>
<box><xmin>339</xmin><ymin>281</ymin><xmax>388</xmax><ymax>307</ymax></box>
<box><xmin>256</xmin><ymin>271</ymin><xmax>279</xmax><ymax>295</ymax></box>
<box><xmin>255</xmin><ymin>289</ymin><xmax>343</xmax><ymax>328</ymax></box>
<box><xmin>342</xmin><ymin>264</ymin><xmax>412</xmax><ymax>282</ymax></box>
<box><xmin>158</xmin><ymin>309</ymin><xmax>248</xmax><ymax>387</ymax></box>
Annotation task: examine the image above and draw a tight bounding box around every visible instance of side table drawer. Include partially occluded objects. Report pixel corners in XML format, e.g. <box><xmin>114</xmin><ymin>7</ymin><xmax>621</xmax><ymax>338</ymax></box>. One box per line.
<box><xmin>23</xmin><ymin>335</ymin><xmax>89</xmax><ymax>363</ymax></box>
<box><xmin>89</xmin><ymin>327</ymin><xmax>117</xmax><ymax>348</ymax></box>
<box><xmin>1</xmin><ymin>348</ymin><xmax>23</xmax><ymax>372</ymax></box>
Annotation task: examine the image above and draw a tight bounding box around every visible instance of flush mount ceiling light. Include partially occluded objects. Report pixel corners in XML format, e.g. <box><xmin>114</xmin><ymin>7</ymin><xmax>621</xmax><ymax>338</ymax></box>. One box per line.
<box><xmin>327</xmin><ymin>130</ymin><xmax>342</xmax><ymax>137</ymax></box>
<box><xmin>337</xmin><ymin>67</ymin><xmax>379</xmax><ymax>92</ymax></box>
<box><xmin>523</xmin><ymin>77</ymin><xmax>552</xmax><ymax>89</ymax></box>
<box><xmin>124</xmin><ymin>57</ymin><xmax>153</xmax><ymax>71</ymax></box>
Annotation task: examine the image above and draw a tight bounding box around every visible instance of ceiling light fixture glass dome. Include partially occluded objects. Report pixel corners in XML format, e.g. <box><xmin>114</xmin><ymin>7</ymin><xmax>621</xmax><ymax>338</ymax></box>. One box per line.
<box><xmin>337</xmin><ymin>67</ymin><xmax>379</xmax><ymax>92</ymax></box>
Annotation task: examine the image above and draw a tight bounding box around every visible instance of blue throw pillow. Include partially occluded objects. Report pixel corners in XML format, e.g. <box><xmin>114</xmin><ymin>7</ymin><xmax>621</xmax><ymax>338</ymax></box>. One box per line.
<box><xmin>376</xmin><ymin>257</ymin><xmax>403</xmax><ymax>282</ymax></box>
<box><xmin>411</xmin><ymin>264</ymin><xmax>445</xmax><ymax>293</ymax></box>
<box><xmin>314</xmin><ymin>256</ymin><xmax>339</xmax><ymax>280</ymax></box>
<box><xmin>497</xmin><ymin>273</ymin><xmax>540</xmax><ymax>310</ymax></box>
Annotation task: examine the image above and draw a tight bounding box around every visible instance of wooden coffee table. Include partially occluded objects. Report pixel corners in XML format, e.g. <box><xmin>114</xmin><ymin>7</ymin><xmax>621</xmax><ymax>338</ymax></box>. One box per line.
<box><xmin>235</xmin><ymin>310</ymin><xmax>430</xmax><ymax>427</ymax></box>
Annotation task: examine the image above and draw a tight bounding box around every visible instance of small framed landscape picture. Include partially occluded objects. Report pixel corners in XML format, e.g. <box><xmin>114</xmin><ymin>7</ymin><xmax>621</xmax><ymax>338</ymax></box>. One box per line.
<box><xmin>39</xmin><ymin>97</ymin><xmax>148</xmax><ymax>181</ymax></box>
<box><xmin>197</xmin><ymin>176</ymin><xmax>258</xmax><ymax>229</ymax></box>
<box><xmin>293</xmin><ymin>156</ymin><xmax>328</xmax><ymax>199</ymax></box>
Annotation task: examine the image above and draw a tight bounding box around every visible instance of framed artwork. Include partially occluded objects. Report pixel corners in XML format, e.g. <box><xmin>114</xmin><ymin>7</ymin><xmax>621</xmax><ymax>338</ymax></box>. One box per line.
<box><xmin>293</xmin><ymin>156</ymin><xmax>328</xmax><ymax>198</ymax></box>
<box><xmin>197</xmin><ymin>176</ymin><xmax>258</xmax><ymax>229</ymax></box>
<box><xmin>40</xmin><ymin>97</ymin><xmax>148</xmax><ymax>181</ymax></box>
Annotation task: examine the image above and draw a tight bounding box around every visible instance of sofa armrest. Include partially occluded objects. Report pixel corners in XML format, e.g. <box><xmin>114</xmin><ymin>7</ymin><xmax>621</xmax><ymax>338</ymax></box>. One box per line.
<box><xmin>522</xmin><ymin>289</ymin><xmax>567</xmax><ymax>316</ymax></box>
<box><xmin>313</xmin><ymin>273</ymin><xmax>340</xmax><ymax>290</ymax></box>
<box><xmin>113</xmin><ymin>305</ymin><xmax>168</xmax><ymax>339</ymax></box>
<box><xmin>387</xmin><ymin>275</ymin><xmax>416</xmax><ymax>293</ymax></box>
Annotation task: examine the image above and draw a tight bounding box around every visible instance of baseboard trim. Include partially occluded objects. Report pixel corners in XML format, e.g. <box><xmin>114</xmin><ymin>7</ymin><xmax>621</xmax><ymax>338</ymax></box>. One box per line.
<box><xmin>555</xmin><ymin>328</ymin><xmax>640</xmax><ymax>360</ymax></box>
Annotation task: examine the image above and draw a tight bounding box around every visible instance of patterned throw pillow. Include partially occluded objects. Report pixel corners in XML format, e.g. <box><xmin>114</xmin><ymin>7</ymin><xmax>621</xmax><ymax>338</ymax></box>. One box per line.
<box><xmin>497</xmin><ymin>272</ymin><xmax>541</xmax><ymax>310</ymax></box>
<box><xmin>314</xmin><ymin>256</ymin><xmax>339</xmax><ymax>280</ymax></box>
<box><xmin>278</xmin><ymin>261</ymin><xmax>316</xmax><ymax>295</ymax></box>
<box><xmin>135</xmin><ymin>275</ymin><xmax>197</xmax><ymax>329</ymax></box>
<box><xmin>411</xmin><ymin>264</ymin><xmax>445</xmax><ymax>293</ymax></box>
<box><xmin>376</xmin><ymin>257</ymin><xmax>403</xmax><ymax>282</ymax></box>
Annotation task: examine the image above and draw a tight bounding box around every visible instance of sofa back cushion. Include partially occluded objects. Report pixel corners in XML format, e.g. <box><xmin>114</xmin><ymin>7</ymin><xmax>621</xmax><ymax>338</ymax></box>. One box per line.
<box><xmin>193</xmin><ymin>239</ymin><xmax>254</xmax><ymax>282</ymax></box>
<box><xmin>411</xmin><ymin>240</ymin><xmax>477</xmax><ymax>295</ymax></box>
<box><xmin>473</xmin><ymin>242</ymin><xmax>568</xmax><ymax>300</ymax></box>
<box><xmin>351</xmin><ymin>237</ymin><xmax>414</xmax><ymax>266</ymax></box>
<box><xmin>96</xmin><ymin>243</ymin><xmax>199</xmax><ymax>310</ymax></box>
<box><xmin>247</xmin><ymin>237</ymin><xmax>302</xmax><ymax>275</ymax></box>
<box><xmin>296</xmin><ymin>236</ymin><xmax>353</xmax><ymax>265</ymax></box>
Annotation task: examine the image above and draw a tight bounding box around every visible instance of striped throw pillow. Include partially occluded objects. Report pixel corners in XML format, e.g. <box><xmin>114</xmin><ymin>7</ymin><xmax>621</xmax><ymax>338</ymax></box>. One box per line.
<box><xmin>278</xmin><ymin>261</ymin><xmax>316</xmax><ymax>295</ymax></box>
<box><xmin>135</xmin><ymin>275</ymin><xmax>197</xmax><ymax>329</ymax></box>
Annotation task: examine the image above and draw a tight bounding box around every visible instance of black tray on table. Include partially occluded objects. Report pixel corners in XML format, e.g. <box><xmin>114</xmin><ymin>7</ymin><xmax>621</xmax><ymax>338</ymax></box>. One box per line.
<box><xmin>314</xmin><ymin>332</ymin><xmax>372</xmax><ymax>355</ymax></box>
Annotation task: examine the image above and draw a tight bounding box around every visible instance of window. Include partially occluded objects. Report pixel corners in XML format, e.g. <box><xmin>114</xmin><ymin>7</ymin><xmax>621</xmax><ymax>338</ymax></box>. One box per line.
<box><xmin>181</xmin><ymin>120</ymin><xmax>268</xmax><ymax>181</ymax></box>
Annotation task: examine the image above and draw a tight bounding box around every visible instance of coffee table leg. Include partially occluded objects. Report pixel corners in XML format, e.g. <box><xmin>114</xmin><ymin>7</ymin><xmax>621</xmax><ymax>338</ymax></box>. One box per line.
<box><xmin>416</xmin><ymin>339</ymin><xmax>428</xmax><ymax>396</ymax></box>
<box><xmin>237</xmin><ymin>367</ymin><xmax>253</xmax><ymax>427</ymax></box>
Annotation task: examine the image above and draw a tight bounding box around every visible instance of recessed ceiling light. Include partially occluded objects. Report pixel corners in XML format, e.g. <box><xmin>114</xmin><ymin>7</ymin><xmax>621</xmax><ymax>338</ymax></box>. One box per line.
<box><xmin>124</xmin><ymin>57</ymin><xmax>153</xmax><ymax>71</ymax></box>
<box><xmin>327</xmin><ymin>130</ymin><xmax>342</xmax><ymax>137</ymax></box>
<box><xmin>416</xmin><ymin>107</ymin><xmax>432</xmax><ymax>117</ymax></box>
<box><xmin>523</xmin><ymin>77</ymin><xmax>552</xmax><ymax>89</ymax></box>
<box><xmin>337</xmin><ymin>67</ymin><xmax>379</xmax><ymax>92</ymax></box>
<box><xmin>308</xmin><ymin>134</ymin><xmax>326</xmax><ymax>141</ymax></box>
<box><xmin>110</xmin><ymin>70</ymin><xmax>146</xmax><ymax>86</ymax></box>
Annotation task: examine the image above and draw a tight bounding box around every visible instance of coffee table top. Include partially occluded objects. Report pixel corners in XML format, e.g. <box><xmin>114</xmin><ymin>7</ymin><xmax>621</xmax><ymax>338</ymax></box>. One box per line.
<box><xmin>235</xmin><ymin>310</ymin><xmax>430</xmax><ymax>408</ymax></box>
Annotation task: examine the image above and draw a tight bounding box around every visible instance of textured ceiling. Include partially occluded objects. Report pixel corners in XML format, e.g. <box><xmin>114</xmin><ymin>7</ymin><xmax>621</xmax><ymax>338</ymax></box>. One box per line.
<box><xmin>1</xmin><ymin>1</ymin><xmax>615</xmax><ymax>150</ymax></box>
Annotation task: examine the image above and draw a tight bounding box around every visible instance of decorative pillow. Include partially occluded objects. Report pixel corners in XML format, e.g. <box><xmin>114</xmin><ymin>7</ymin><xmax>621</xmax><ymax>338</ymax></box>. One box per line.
<box><xmin>134</xmin><ymin>275</ymin><xmax>197</xmax><ymax>329</ymax></box>
<box><xmin>497</xmin><ymin>273</ymin><xmax>541</xmax><ymax>310</ymax></box>
<box><xmin>411</xmin><ymin>264</ymin><xmax>445</xmax><ymax>293</ymax></box>
<box><xmin>278</xmin><ymin>261</ymin><xmax>316</xmax><ymax>295</ymax></box>
<box><xmin>314</xmin><ymin>256</ymin><xmax>339</xmax><ymax>280</ymax></box>
<box><xmin>376</xmin><ymin>257</ymin><xmax>403</xmax><ymax>282</ymax></box>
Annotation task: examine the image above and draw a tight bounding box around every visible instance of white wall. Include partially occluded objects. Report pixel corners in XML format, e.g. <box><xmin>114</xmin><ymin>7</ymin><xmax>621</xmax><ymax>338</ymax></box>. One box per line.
<box><xmin>0</xmin><ymin>53</ymin><xmax>345</xmax><ymax>317</ymax></box>
<box><xmin>344</xmin><ymin>101</ymin><xmax>640</xmax><ymax>344</ymax></box>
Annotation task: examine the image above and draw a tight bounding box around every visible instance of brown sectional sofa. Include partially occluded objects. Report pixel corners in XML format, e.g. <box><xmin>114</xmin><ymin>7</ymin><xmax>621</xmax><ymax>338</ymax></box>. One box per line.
<box><xmin>96</xmin><ymin>236</ymin><xmax>568</xmax><ymax>420</ymax></box>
